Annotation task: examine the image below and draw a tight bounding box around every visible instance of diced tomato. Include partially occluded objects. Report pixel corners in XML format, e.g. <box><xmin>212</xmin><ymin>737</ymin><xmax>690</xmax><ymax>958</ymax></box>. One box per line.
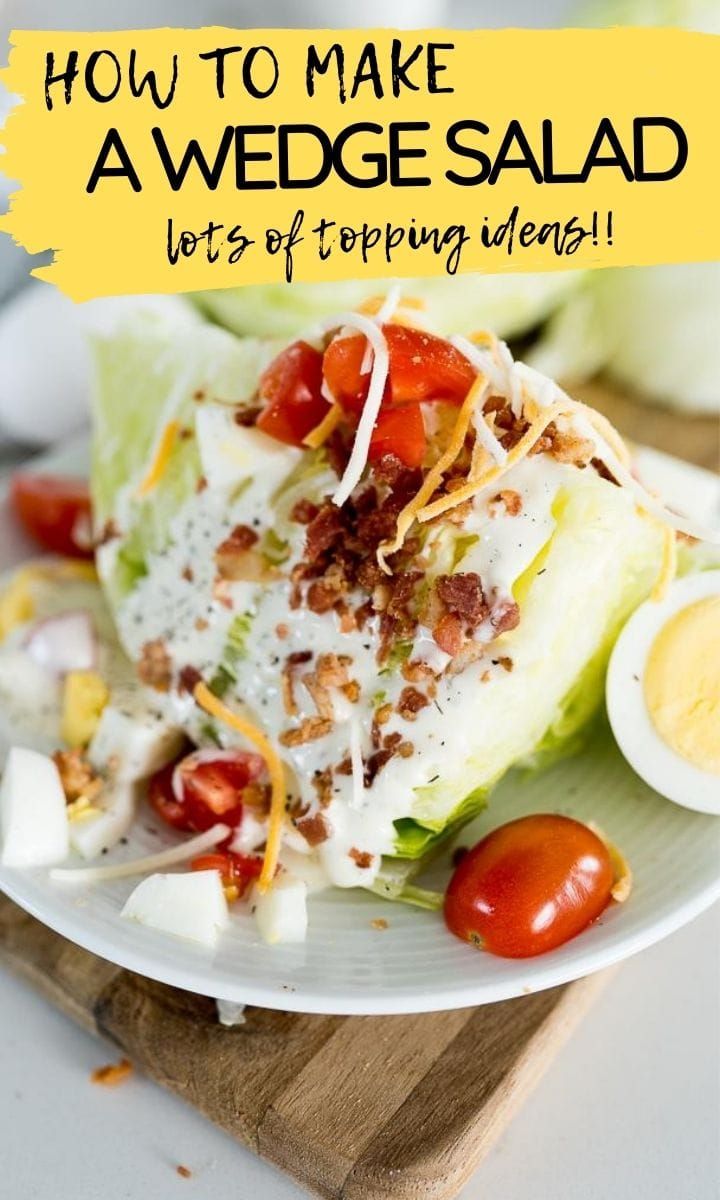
<box><xmin>384</xmin><ymin>326</ymin><xmax>477</xmax><ymax>405</ymax></box>
<box><xmin>256</xmin><ymin>341</ymin><xmax>329</xmax><ymax>446</ymax></box>
<box><xmin>191</xmin><ymin>850</ymin><xmax>263</xmax><ymax>897</ymax></box>
<box><xmin>323</xmin><ymin>325</ymin><xmax>476</xmax><ymax>415</ymax></box>
<box><xmin>148</xmin><ymin>751</ymin><xmax>265</xmax><ymax>833</ymax></box>
<box><xmin>10</xmin><ymin>473</ymin><xmax>93</xmax><ymax>559</ymax></box>
<box><xmin>321</xmin><ymin>333</ymin><xmax>371</xmax><ymax>415</ymax></box>
<box><xmin>369</xmin><ymin>404</ymin><xmax>426</xmax><ymax>468</ymax></box>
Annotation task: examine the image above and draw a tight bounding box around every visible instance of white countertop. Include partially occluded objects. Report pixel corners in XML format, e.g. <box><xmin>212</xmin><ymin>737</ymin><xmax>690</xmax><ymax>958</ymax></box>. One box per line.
<box><xmin>1</xmin><ymin>902</ymin><xmax>718</xmax><ymax>1200</ymax></box>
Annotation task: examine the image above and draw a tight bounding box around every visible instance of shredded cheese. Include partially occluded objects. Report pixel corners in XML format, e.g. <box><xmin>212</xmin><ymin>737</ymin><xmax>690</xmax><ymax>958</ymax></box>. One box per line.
<box><xmin>50</xmin><ymin>823</ymin><xmax>230</xmax><ymax>883</ymax></box>
<box><xmin>193</xmin><ymin>682</ymin><xmax>286</xmax><ymax>893</ymax></box>
<box><xmin>376</xmin><ymin>372</ymin><xmax>488</xmax><ymax>571</ymax></box>
<box><xmin>303</xmin><ymin>403</ymin><xmax>342</xmax><ymax>449</ymax></box>
<box><xmin>417</xmin><ymin>401</ymin><xmax>568</xmax><ymax>524</ymax></box>
<box><xmin>327</xmin><ymin>314</ymin><xmax>391</xmax><ymax>507</ymax></box>
<box><xmin>651</xmin><ymin>524</ymin><xmax>678</xmax><ymax>603</ymax></box>
<box><xmin>589</xmin><ymin>821</ymin><xmax>633</xmax><ymax>903</ymax></box>
<box><xmin>136</xmin><ymin>420</ymin><xmax>181</xmax><ymax>497</ymax></box>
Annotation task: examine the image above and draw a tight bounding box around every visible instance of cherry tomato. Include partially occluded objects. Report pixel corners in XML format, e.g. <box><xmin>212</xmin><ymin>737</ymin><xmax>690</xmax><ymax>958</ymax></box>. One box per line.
<box><xmin>323</xmin><ymin>325</ymin><xmax>476</xmax><ymax>414</ymax></box>
<box><xmin>10</xmin><ymin>473</ymin><xmax>93</xmax><ymax>559</ymax></box>
<box><xmin>256</xmin><ymin>341</ymin><xmax>329</xmax><ymax>446</ymax></box>
<box><xmin>369</xmin><ymin>404</ymin><xmax>426</xmax><ymax>468</ymax></box>
<box><xmin>191</xmin><ymin>850</ymin><xmax>263</xmax><ymax>896</ymax></box>
<box><xmin>444</xmin><ymin>814</ymin><xmax>615</xmax><ymax>958</ymax></box>
<box><xmin>148</xmin><ymin>752</ymin><xmax>265</xmax><ymax>833</ymax></box>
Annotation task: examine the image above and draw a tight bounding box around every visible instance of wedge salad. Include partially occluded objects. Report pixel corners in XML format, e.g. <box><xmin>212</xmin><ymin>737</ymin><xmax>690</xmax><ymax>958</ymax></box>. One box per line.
<box><xmin>1</xmin><ymin>290</ymin><xmax>718</xmax><ymax>954</ymax></box>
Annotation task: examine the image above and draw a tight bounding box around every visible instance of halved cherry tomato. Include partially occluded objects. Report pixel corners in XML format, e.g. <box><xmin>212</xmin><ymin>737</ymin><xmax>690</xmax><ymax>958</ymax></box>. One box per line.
<box><xmin>148</xmin><ymin>752</ymin><xmax>265</xmax><ymax>833</ymax></box>
<box><xmin>191</xmin><ymin>850</ymin><xmax>263</xmax><ymax>897</ymax></box>
<box><xmin>10</xmin><ymin>473</ymin><xmax>93</xmax><ymax>559</ymax></box>
<box><xmin>256</xmin><ymin>340</ymin><xmax>328</xmax><ymax>446</ymax></box>
<box><xmin>369</xmin><ymin>404</ymin><xmax>426</xmax><ymax>468</ymax></box>
<box><xmin>444</xmin><ymin>814</ymin><xmax>615</xmax><ymax>959</ymax></box>
<box><xmin>323</xmin><ymin>325</ymin><xmax>476</xmax><ymax>414</ymax></box>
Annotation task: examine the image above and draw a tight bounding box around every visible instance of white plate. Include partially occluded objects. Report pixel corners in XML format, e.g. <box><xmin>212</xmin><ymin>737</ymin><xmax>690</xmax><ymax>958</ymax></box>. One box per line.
<box><xmin>1</xmin><ymin>441</ymin><xmax>719</xmax><ymax>1015</ymax></box>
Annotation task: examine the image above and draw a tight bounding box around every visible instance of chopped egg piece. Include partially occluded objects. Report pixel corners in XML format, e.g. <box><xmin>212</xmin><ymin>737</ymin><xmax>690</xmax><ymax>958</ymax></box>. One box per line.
<box><xmin>0</xmin><ymin>570</ymin><xmax>35</xmax><ymax>640</ymax></box>
<box><xmin>607</xmin><ymin>570</ymin><xmax>720</xmax><ymax>815</ymax></box>
<box><xmin>121</xmin><ymin>870</ymin><xmax>229</xmax><ymax>946</ymax></box>
<box><xmin>253</xmin><ymin>874</ymin><xmax>308</xmax><ymax>944</ymax></box>
<box><xmin>68</xmin><ymin>781</ymin><xmax>138</xmax><ymax>860</ymax></box>
<box><xmin>61</xmin><ymin>670</ymin><xmax>109</xmax><ymax>748</ymax></box>
<box><xmin>0</xmin><ymin>747</ymin><xmax>69</xmax><ymax>867</ymax></box>
<box><xmin>88</xmin><ymin>703</ymin><xmax>184</xmax><ymax>782</ymax></box>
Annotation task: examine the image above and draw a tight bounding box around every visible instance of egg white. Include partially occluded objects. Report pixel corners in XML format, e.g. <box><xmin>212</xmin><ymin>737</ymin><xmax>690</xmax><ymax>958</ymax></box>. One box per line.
<box><xmin>606</xmin><ymin>570</ymin><xmax>720</xmax><ymax>815</ymax></box>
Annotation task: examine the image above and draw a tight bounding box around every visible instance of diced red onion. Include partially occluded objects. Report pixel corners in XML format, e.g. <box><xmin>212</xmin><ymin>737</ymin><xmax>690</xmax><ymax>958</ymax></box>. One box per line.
<box><xmin>23</xmin><ymin>609</ymin><xmax>97</xmax><ymax>675</ymax></box>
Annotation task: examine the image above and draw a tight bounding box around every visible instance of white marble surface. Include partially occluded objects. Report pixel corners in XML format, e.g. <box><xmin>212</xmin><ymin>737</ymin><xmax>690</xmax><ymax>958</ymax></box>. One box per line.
<box><xmin>1</xmin><ymin>902</ymin><xmax>718</xmax><ymax>1200</ymax></box>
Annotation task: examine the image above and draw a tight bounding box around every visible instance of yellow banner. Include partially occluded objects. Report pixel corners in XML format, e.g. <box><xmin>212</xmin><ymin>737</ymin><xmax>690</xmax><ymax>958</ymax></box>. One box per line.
<box><xmin>0</xmin><ymin>27</ymin><xmax>717</xmax><ymax>300</ymax></box>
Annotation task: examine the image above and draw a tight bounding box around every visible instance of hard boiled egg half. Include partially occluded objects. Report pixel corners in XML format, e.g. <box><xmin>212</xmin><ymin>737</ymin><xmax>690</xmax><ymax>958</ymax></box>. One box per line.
<box><xmin>607</xmin><ymin>571</ymin><xmax>720</xmax><ymax>815</ymax></box>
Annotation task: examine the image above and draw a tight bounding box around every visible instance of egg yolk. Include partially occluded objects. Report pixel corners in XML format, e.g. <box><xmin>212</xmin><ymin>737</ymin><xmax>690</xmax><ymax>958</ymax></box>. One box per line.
<box><xmin>644</xmin><ymin>597</ymin><xmax>720</xmax><ymax>775</ymax></box>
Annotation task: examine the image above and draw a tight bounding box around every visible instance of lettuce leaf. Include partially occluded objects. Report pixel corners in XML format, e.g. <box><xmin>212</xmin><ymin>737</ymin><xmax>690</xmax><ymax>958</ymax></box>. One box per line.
<box><xmin>193</xmin><ymin>272</ymin><xmax>583</xmax><ymax>342</ymax></box>
<box><xmin>90</xmin><ymin>305</ymin><xmax>275</xmax><ymax>607</ymax></box>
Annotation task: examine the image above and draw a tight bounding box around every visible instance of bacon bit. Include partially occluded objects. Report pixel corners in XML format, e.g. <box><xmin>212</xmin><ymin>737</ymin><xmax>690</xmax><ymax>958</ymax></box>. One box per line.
<box><xmin>316</xmin><ymin>653</ymin><xmax>352</xmax><ymax>687</ymax></box>
<box><xmin>178</xmin><ymin>664</ymin><xmax>203</xmax><ymax>695</ymax></box>
<box><xmin>305</xmin><ymin>503</ymin><xmax>344</xmax><ymax>559</ymax></box>
<box><xmin>480</xmin><ymin>669</ymin><xmax>491</xmax><ymax>683</ymax></box>
<box><xmin>176</xmin><ymin>1165</ymin><xmax>193</xmax><ymax>1180</ymax></box>
<box><xmin>307</xmin><ymin>567</ymin><xmax>348</xmax><ymax>614</ymax></box>
<box><xmin>281</xmin><ymin>650</ymin><xmax>313</xmax><ymax>715</ymax></box>
<box><xmin>94</xmin><ymin>518</ymin><xmax>120</xmax><ymax>548</ymax></box>
<box><xmin>138</xmin><ymin>639</ymin><xmax>172</xmax><ymax>692</ymax></box>
<box><xmin>276</xmin><ymin>623</ymin><xmax>289</xmax><ymax>639</ymax></box>
<box><xmin>212</xmin><ymin>578</ymin><xmax>234</xmax><ymax>609</ymax></box>
<box><xmin>496</xmin><ymin>655</ymin><xmax>514</xmax><ymax>672</ymax></box>
<box><xmin>181</xmin><ymin>565</ymin><xmax>194</xmax><ymax>583</ymax></box>
<box><xmin>397</xmin><ymin>686</ymin><xmax>429</xmax><ymax>721</ymax></box>
<box><xmin>342</xmin><ymin>679</ymin><xmax>361</xmax><ymax>703</ymax></box>
<box><xmin>91</xmin><ymin>1058</ymin><xmax>133</xmax><ymax>1087</ymax></box>
<box><xmin>243</xmin><ymin>782</ymin><xmax>271</xmax><ymax>812</ymax></box>
<box><xmin>290</xmin><ymin>497</ymin><xmax>320</xmax><ymax>525</ymax></box>
<box><xmin>371</xmin><ymin>917</ymin><xmax>388</xmax><ymax>931</ymax></box>
<box><xmin>288</xmin><ymin>650</ymin><xmax>313</xmax><ymax>666</ymax></box>
<box><xmin>490</xmin><ymin>489</ymin><xmax>523</xmax><ymax>516</ymax></box>
<box><xmin>312</xmin><ymin>767</ymin><xmax>334</xmax><ymax>808</ymax></box>
<box><xmin>215</xmin><ymin>524</ymin><xmax>261</xmax><ymax>581</ymax></box>
<box><xmin>195</xmin><ymin>475</ymin><xmax>208</xmax><ymax>494</ymax></box>
<box><xmin>279</xmin><ymin>717</ymin><xmax>333</xmax><ymax>747</ymax></box>
<box><xmin>296</xmin><ymin>811</ymin><xmax>331</xmax><ymax>846</ymax></box>
<box><xmin>491</xmin><ymin>598</ymin><xmax>521</xmax><ymax>634</ymax></box>
<box><xmin>433</xmin><ymin>612</ymin><xmax>464</xmax><ymax>656</ymax></box>
<box><xmin>401</xmin><ymin>659</ymin><xmax>436</xmax><ymax>683</ymax></box>
<box><xmin>436</xmin><ymin>573</ymin><xmax>487</xmax><ymax>625</ymax></box>
<box><xmin>302</xmin><ymin>674</ymin><xmax>334</xmax><ymax>720</ymax></box>
<box><xmin>548</xmin><ymin>428</ymin><xmax>595</xmax><ymax>466</ymax></box>
<box><xmin>234</xmin><ymin>403</ymin><xmax>262</xmax><ymax>427</ymax></box>
<box><xmin>349</xmin><ymin>847</ymin><xmax>374</xmax><ymax>869</ymax></box>
<box><xmin>194</xmin><ymin>616</ymin><xmax>209</xmax><ymax>632</ymax></box>
<box><xmin>335</xmin><ymin>755</ymin><xmax>352</xmax><ymax>776</ymax></box>
<box><xmin>397</xmin><ymin>741</ymin><xmax>414</xmax><ymax>758</ymax></box>
<box><xmin>375</xmin><ymin>702</ymin><xmax>393</xmax><ymax>726</ymax></box>
<box><xmin>53</xmin><ymin>749</ymin><xmax>102</xmax><ymax>803</ymax></box>
<box><xmin>336</xmin><ymin>601</ymin><xmax>357</xmax><ymax>634</ymax></box>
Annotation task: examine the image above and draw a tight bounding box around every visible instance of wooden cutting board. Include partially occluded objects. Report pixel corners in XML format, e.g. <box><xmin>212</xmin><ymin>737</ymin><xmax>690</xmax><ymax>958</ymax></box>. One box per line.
<box><xmin>0</xmin><ymin>382</ymin><xmax>714</xmax><ymax>1199</ymax></box>
<box><xmin>0</xmin><ymin>895</ymin><xmax>610</xmax><ymax>1200</ymax></box>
